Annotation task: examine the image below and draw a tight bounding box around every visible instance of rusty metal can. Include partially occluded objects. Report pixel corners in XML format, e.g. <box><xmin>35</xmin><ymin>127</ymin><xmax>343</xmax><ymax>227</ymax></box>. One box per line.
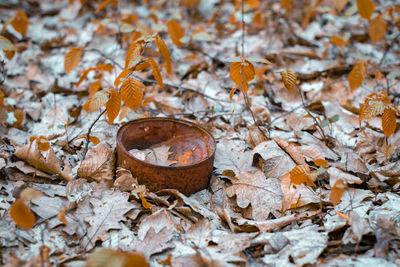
<box><xmin>116</xmin><ymin>118</ymin><xmax>216</xmax><ymax>195</ymax></box>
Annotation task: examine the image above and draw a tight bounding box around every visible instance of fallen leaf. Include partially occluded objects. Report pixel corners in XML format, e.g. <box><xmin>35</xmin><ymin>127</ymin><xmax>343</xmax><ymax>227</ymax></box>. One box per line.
<box><xmin>78</xmin><ymin>144</ymin><xmax>114</xmax><ymax>182</ymax></box>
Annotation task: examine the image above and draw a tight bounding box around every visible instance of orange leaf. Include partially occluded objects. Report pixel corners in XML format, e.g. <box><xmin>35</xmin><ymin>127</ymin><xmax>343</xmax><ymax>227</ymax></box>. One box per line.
<box><xmin>96</xmin><ymin>63</ymin><xmax>114</xmax><ymax>72</ymax></box>
<box><xmin>114</xmin><ymin>68</ymin><xmax>131</xmax><ymax>88</ymax></box>
<box><xmin>333</xmin><ymin>0</ymin><xmax>350</xmax><ymax>12</ymax></box>
<box><xmin>11</xmin><ymin>10</ymin><xmax>29</xmax><ymax>36</ymax></box>
<box><xmin>382</xmin><ymin>107</ymin><xmax>396</xmax><ymax>137</ymax></box>
<box><xmin>95</xmin><ymin>0</ymin><xmax>118</xmax><ymax>13</ymax></box>
<box><xmin>120</xmin><ymin>77</ymin><xmax>144</xmax><ymax>111</ymax></box>
<box><xmin>314</xmin><ymin>158</ymin><xmax>328</xmax><ymax>168</ymax></box>
<box><xmin>356</xmin><ymin>0</ymin><xmax>376</xmax><ymax>20</ymax></box>
<box><xmin>139</xmin><ymin>192</ymin><xmax>153</xmax><ymax>209</ymax></box>
<box><xmin>330</xmin><ymin>179</ymin><xmax>346</xmax><ymax>206</ymax></box>
<box><xmin>334</xmin><ymin>210</ymin><xmax>349</xmax><ymax>221</ymax></box>
<box><xmin>147</xmin><ymin>57</ymin><xmax>164</xmax><ymax>89</ymax></box>
<box><xmin>75</xmin><ymin>67</ymin><xmax>96</xmax><ymax>88</ymax></box>
<box><xmin>167</xmin><ymin>20</ymin><xmax>185</xmax><ymax>46</ymax></box>
<box><xmin>88</xmin><ymin>80</ymin><xmax>101</xmax><ymax>97</ymax></box>
<box><xmin>0</xmin><ymin>90</ymin><xmax>4</xmax><ymax>107</ymax></box>
<box><xmin>229</xmin><ymin>88</ymin><xmax>238</xmax><ymax>100</ymax></box>
<box><xmin>135</xmin><ymin>61</ymin><xmax>150</xmax><ymax>71</ymax></box>
<box><xmin>64</xmin><ymin>47</ymin><xmax>83</xmax><ymax>74</ymax></box>
<box><xmin>280</xmin><ymin>69</ymin><xmax>297</xmax><ymax>90</ymax></box>
<box><xmin>0</xmin><ymin>35</ymin><xmax>17</xmax><ymax>51</ymax></box>
<box><xmin>106</xmin><ymin>89</ymin><xmax>121</xmax><ymax>123</ymax></box>
<box><xmin>10</xmin><ymin>199</ymin><xmax>35</xmax><ymax>230</ymax></box>
<box><xmin>348</xmin><ymin>61</ymin><xmax>367</xmax><ymax>92</ymax></box>
<box><xmin>89</xmin><ymin>90</ymin><xmax>109</xmax><ymax>112</ymax></box>
<box><xmin>155</xmin><ymin>34</ymin><xmax>172</xmax><ymax>75</ymax></box>
<box><xmin>89</xmin><ymin>136</ymin><xmax>100</xmax><ymax>145</ymax></box>
<box><xmin>289</xmin><ymin>165</ymin><xmax>315</xmax><ymax>186</ymax></box>
<box><xmin>37</xmin><ymin>136</ymin><xmax>50</xmax><ymax>151</ymax></box>
<box><xmin>280</xmin><ymin>0</ymin><xmax>293</xmax><ymax>9</ymax></box>
<box><xmin>83</xmin><ymin>100</ymin><xmax>91</xmax><ymax>112</ymax></box>
<box><xmin>230</xmin><ymin>59</ymin><xmax>255</xmax><ymax>93</ymax></box>
<box><xmin>58</xmin><ymin>209</ymin><xmax>69</xmax><ymax>225</ymax></box>
<box><xmin>368</xmin><ymin>15</ymin><xmax>386</xmax><ymax>43</ymax></box>
<box><xmin>330</xmin><ymin>35</ymin><xmax>349</xmax><ymax>47</ymax></box>
<box><xmin>125</xmin><ymin>42</ymin><xmax>143</xmax><ymax>70</ymax></box>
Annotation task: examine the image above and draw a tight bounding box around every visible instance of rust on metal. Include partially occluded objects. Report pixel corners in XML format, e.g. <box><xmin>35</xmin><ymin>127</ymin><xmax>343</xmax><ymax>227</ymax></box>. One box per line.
<box><xmin>116</xmin><ymin>118</ymin><xmax>216</xmax><ymax>195</ymax></box>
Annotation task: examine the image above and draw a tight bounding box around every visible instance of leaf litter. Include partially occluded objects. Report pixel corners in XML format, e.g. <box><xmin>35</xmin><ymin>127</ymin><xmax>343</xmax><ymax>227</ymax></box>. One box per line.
<box><xmin>0</xmin><ymin>0</ymin><xmax>400</xmax><ymax>266</ymax></box>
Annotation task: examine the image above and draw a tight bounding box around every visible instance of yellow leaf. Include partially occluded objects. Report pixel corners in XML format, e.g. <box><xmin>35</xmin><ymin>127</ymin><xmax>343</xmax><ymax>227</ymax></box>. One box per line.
<box><xmin>289</xmin><ymin>165</ymin><xmax>316</xmax><ymax>186</ymax></box>
<box><xmin>11</xmin><ymin>10</ymin><xmax>29</xmax><ymax>36</ymax></box>
<box><xmin>89</xmin><ymin>90</ymin><xmax>109</xmax><ymax>112</ymax></box>
<box><xmin>280</xmin><ymin>69</ymin><xmax>297</xmax><ymax>90</ymax></box>
<box><xmin>356</xmin><ymin>0</ymin><xmax>376</xmax><ymax>20</ymax></box>
<box><xmin>155</xmin><ymin>34</ymin><xmax>172</xmax><ymax>75</ymax></box>
<box><xmin>89</xmin><ymin>136</ymin><xmax>100</xmax><ymax>145</ymax></box>
<box><xmin>0</xmin><ymin>35</ymin><xmax>17</xmax><ymax>51</ymax></box>
<box><xmin>230</xmin><ymin>59</ymin><xmax>255</xmax><ymax>93</ymax></box>
<box><xmin>330</xmin><ymin>35</ymin><xmax>349</xmax><ymax>47</ymax></box>
<box><xmin>330</xmin><ymin>179</ymin><xmax>346</xmax><ymax>206</ymax></box>
<box><xmin>10</xmin><ymin>199</ymin><xmax>35</xmax><ymax>230</ymax></box>
<box><xmin>368</xmin><ymin>15</ymin><xmax>386</xmax><ymax>43</ymax></box>
<box><xmin>167</xmin><ymin>20</ymin><xmax>185</xmax><ymax>46</ymax></box>
<box><xmin>348</xmin><ymin>61</ymin><xmax>367</xmax><ymax>92</ymax></box>
<box><xmin>147</xmin><ymin>57</ymin><xmax>164</xmax><ymax>89</ymax></box>
<box><xmin>120</xmin><ymin>77</ymin><xmax>144</xmax><ymax>111</ymax></box>
<box><xmin>382</xmin><ymin>107</ymin><xmax>396</xmax><ymax>137</ymax></box>
<box><xmin>64</xmin><ymin>46</ymin><xmax>83</xmax><ymax>74</ymax></box>
<box><xmin>106</xmin><ymin>89</ymin><xmax>121</xmax><ymax>123</ymax></box>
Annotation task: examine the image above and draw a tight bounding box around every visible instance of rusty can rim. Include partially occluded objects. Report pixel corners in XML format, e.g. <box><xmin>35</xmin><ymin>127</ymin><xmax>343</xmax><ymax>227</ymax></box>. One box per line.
<box><xmin>116</xmin><ymin>117</ymin><xmax>216</xmax><ymax>169</ymax></box>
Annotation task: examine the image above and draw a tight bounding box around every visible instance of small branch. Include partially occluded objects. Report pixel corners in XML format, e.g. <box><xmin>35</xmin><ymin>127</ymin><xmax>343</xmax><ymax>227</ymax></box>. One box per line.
<box><xmin>379</xmin><ymin>32</ymin><xmax>400</xmax><ymax>66</ymax></box>
<box><xmin>80</xmin><ymin>109</ymin><xmax>107</xmax><ymax>163</ymax></box>
<box><xmin>87</xmin><ymin>48</ymin><xmax>230</xmax><ymax>103</ymax></box>
<box><xmin>295</xmin><ymin>85</ymin><xmax>327</xmax><ymax>140</ymax></box>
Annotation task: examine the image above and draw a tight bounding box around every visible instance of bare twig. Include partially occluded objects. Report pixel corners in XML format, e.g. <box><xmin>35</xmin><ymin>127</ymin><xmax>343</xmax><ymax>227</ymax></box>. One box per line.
<box><xmin>87</xmin><ymin>48</ymin><xmax>231</xmax><ymax>103</ymax></box>
<box><xmin>379</xmin><ymin>32</ymin><xmax>400</xmax><ymax>66</ymax></box>
<box><xmin>238</xmin><ymin>0</ymin><xmax>269</xmax><ymax>138</ymax></box>
<box><xmin>80</xmin><ymin>109</ymin><xmax>107</xmax><ymax>162</ymax></box>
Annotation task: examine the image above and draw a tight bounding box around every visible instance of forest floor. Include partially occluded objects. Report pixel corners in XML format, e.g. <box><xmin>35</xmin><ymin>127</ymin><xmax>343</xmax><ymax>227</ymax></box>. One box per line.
<box><xmin>0</xmin><ymin>0</ymin><xmax>400</xmax><ymax>266</ymax></box>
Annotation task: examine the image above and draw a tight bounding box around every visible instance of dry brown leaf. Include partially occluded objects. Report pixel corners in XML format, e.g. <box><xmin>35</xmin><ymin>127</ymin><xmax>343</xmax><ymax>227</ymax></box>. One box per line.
<box><xmin>114</xmin><ymin>168</ymin><xmax>139</xmax><ymax>192</ymax></box>
<box><xmin>274</xmin><ymin>137</ymin><xmax>306</xmax><ymax>165</ymax></box>
<box><xmin>280</xmin><ymin>173</ymin><xmax>320</xmax><ymax>212</ymax></box>
<box><xmin>78</xmin><ymin>144</ymin><xmax>114</xmax><ymax>182</ymax></box>
<box><xmin>226</xmin><ymin>170</ymin><xmax>282</xmax><ymax>220</ymax></box>
<box><xmin>14</xmin><ymin>141</ymin><xmax>72</xmax><ymax>181</ymax></box>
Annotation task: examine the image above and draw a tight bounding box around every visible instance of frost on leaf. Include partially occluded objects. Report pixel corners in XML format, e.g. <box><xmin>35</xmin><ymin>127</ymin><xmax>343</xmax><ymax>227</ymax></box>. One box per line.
<box><xmin>226</xmin><ymin>170</ymin><xmax>282</xmax><ymax>220</ymax></box>
<box><xmin>78</xmin><ymin>144</ymin><xmax>114</xmax><ymax>182</ymax></box>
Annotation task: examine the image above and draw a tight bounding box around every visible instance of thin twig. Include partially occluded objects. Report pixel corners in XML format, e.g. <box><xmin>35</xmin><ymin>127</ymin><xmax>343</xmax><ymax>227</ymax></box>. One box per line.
<box><xmin>379</xmin><ymin>32</ymin><xmax>400</xmax><ymax>66</ymax></box>
<box><xmin>295</xmin><ymin>85</ymin><xmax>327</xmax><ymax>140</ymax></box>
<box><xmin>87</xmin><ymin>48</ymin><xmax>231</xmax><ymax>103</ymax></box>
<box><xmin>238</xmin><ymin>0</ymin><xmax>269</xmax><ymax>138</ymax></box>
<box><xmin>81</xmin><ymin>109</ymin><xmax>107</xmax><ymax>162</ymax></box>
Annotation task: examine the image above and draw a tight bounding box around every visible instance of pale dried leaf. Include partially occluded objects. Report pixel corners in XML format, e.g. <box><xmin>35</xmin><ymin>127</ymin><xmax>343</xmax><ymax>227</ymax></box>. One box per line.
<box><xmin>78</xmin><ymin>144</ymin><xmax>114</xmax><ymax>182</ymax></box>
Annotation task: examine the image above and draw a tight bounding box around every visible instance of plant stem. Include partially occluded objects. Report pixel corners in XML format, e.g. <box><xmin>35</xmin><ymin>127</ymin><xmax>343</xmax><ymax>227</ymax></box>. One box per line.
<box><xmin>80</xmin><ymin>109</ymin><xmax>107</xmax><ymax>163</ymax></box>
